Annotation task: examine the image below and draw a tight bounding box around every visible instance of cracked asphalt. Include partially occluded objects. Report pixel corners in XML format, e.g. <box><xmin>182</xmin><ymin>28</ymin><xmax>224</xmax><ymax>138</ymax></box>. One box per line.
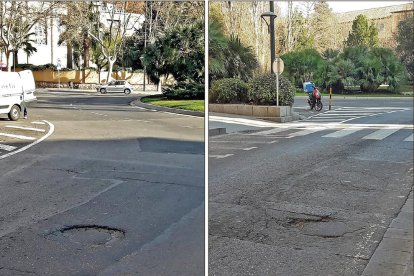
<box><xmin>209</xmin><ymin>98</ymin><xmax>413</xmax><ymax>275</ymax></box>
<box><xmin>0</xmin><ymin>91</ymin><xmax>204</xmax><ymax>275</ymax></box>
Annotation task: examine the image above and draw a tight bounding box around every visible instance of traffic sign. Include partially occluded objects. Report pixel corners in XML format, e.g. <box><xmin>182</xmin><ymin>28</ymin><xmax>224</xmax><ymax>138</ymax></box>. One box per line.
<box><xmin>273</xmin><ymin>57</ymin><xmax>284</xmax><ymax>74</ymax></box>
<box><xmin>56</xmin><ymin>58</ymin><xmax>62</xmax><ymax>70</ymax></box>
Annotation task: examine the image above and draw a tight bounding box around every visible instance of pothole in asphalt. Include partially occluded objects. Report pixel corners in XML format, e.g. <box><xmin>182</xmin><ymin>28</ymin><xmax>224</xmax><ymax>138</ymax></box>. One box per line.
<box><xmin>284</xmin><ymin>215</ymin><xmax>351</xmax><ymax>238</ymax></box>
<box><xmin>46</xmin><ymin>225</ymin><xmax>125</xmax><ymax>247</ymax></box>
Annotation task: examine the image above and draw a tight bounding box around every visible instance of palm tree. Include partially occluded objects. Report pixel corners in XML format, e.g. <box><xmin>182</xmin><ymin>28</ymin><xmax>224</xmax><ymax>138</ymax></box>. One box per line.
<box><xmin>10</xmin><ymin>21</ymin><xmax>37</xmax><ymax>69</ymax></box>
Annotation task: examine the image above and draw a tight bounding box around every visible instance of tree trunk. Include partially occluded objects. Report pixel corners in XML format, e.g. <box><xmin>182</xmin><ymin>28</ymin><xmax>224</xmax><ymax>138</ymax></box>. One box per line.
<box><xmin>82</xmin><ymin>32</ymin><xmax>89</xmax><ymax>83</ymax></box>
<box><xmin>6</xmin><ymin>50</ymin><xmax>11</xmax><ymax>72</ymax></box>
<box><xmin>13</xmin><ymin>50</ymin><xmax>18</xmax><ymax>69</ymax></box>
<box><xmin>66</xmin><ymin>44</ymin><xmax>73</xmax><ymax>69</ymax></box>
<box><xmin>106</xmin><ymin>56</ymin><xmax>116</xmax><ymax>83</ymax></box>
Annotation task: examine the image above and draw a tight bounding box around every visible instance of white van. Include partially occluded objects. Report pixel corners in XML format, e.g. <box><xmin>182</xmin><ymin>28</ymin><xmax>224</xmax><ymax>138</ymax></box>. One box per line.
<box><xmin>0</xmin><ymin>70</ymin><xmax>36</xmax><ymax>120</ymax></box>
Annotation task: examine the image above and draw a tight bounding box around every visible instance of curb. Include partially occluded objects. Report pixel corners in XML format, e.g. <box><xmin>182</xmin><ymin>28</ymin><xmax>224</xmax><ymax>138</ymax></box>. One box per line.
<box><xmin>209</xmin><ymin>128</ymin><xmax>227</xmax><ymax>136</ymax></box>
<box><xmin>362</xmin><ymin>189</ymin><xmax>413</xmax><ymax>276</ymax></box>
<box><xmin>131</xmin><ymin>96</ymin><xmax>205</xmax><ymax>117</ymax></box>
<box><xmin>44</xmin><ymin>88</ymin><xmax>97</xmax><ymax>93</ymax></box>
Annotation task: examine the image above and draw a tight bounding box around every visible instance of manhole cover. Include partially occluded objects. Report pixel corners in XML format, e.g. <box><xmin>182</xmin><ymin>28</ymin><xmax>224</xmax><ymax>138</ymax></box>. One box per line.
<box><xmin>46</xmin><ymin>225</ymin><xmax>125</xmax><ymax>247</ymax></box>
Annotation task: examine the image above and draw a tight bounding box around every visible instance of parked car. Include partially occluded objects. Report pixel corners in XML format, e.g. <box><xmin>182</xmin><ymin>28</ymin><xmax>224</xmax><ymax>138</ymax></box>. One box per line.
<box><xmin>96</xmin><ymin>80</ymin><xmax>133</xmax><ymax>94</ymax></box>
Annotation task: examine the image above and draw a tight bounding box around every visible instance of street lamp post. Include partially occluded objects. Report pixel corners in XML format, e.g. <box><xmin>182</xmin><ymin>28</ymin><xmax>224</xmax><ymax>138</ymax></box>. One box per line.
<box><xmin>261</xmin><ymin>2</ymin><xmax>279</xmax><ymax>105</ymax></box>
<box><xmin>261</xmin><ymin>2</ymin><xmax>277</xmax><ymax>74</ymax></box>
<box><xmin>139</xmin><ymin>56</ymin><xmax>146</xmax><ymax>92</ymax></box>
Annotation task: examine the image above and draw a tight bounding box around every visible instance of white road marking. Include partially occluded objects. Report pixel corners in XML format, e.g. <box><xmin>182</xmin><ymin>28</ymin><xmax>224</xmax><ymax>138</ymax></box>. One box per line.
<box><xmin>252</xmin><ymin>127</ymin><xmax>290</xmax><ymax>136</ymax></box>
<box><xmin>31</xmin><ymin>121</ymin><xmax>45</xmax><ymax>125</ymax></box>
<box><xmin>5</xmin><ymin>125</ymin><xmax>46</xmax><ymax>132</ymax></box>
<box><xmin>0</xmin><ymin>144</ymin><xmax>17</xmax><ymax>151</ymax></box>
<box><xmin>362</xmin><ymin>127</ymin><xmax>402</xmax><ymax>140</ymax></box>
<box><xmin>404</xmin><ymin>134</ymin><xmax>413</xmax><ymax>142</ymax></box>
<box><xmin>209</xmin><ymin>115</ymin><xmax>279</xmax><ymax>128</ymax></box>
<box><xmin>0</xmin><ymin>120</ymin><xmax>55</xmax><ymax>160</ymax></box>
<box><xmin>209</xmin><ymin>154</ymin><xmax>234</xmax><ymax>159</ymax></box>
<box><xmin>290</xmin><ymin>128</ymin><xmax>324</xmax><ymax>137</ymax></box>
<box><xmin>323</xmin><ymin>128</ymin><xmax>361</xmax><ymax>138</ymax></box>
<box><xmin>0</xmin><ymin>133</ymin><xmax>36</xmax><ymax>140</ymax></box>
<box><xmin>242</xmin><ymin>147</ymin><xmax>258</xmax><ymax>151</ymax></box>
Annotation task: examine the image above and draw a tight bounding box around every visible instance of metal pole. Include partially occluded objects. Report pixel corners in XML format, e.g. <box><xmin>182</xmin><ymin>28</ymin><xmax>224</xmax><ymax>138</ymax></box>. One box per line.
<box><xmin>329</xmin><ymin>87</ymin><xmax>332</xmax><ymax>110</ymax></box>
<box><xmin>269</xmin><ymin>1</ymin><xmax>276</xmax><ymax>74</ymax></box>
<box><xmin>58</xmin><ymin>69</ymin><xmax>60</xmax><ymax>88</ymax></box>
<box><xmin>276</xmin><ymin>71</ymin><xmax>279</xmax><ymax>106</ymax></box>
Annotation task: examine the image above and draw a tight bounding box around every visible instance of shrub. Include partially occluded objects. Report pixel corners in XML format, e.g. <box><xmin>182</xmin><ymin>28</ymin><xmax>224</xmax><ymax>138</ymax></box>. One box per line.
<box><xmin>162</xmin><ymin>80</ymin><xmax>204</xmax><ymax>100</ymax></box>
<box><xmin>248</xmin><ymin>74</ymin><xmax>295</xmax><ymax>106</ymax></box>
<box><xmin>209</xmin><ymin>78</ymin><xmax>248</xmax><ymax>103</ymax></box>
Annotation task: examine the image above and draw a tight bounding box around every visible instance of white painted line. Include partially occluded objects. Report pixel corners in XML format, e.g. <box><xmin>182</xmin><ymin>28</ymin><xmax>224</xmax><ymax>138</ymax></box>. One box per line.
<box><xmin>0</xmin><ymin>133</ymin><xmax>36</xmax><ymax>140</ymax></box>
<box><xmin>209</xmin><ymin>115</ymin><xmax>279</xmax><ymax>128</ymax></box>
<box><xmin>253</xmin><ymin>127</ymin><xmax>289</xmax><ymax>135</ymax></box>
<box><xmin>0</xmin><ymin>120</ymin><xmax>55</xmax><ymax>160</ymax></box>
<box><xmin>242</xmin><ymin>147</ymin><xmax>258</xmax><ymax>151</ymax></box>
<box><xmin>323</xmin><ymin>128</ymin><xmax>361</xmax><ymax>138</ymax></box>
<box><xmin>267</xmin><ymin>140</ymin><xmax>278</xmax><ymax>144</ymax></box>
<box><xmin>209</xmin><ymin>154</ymin><xmax>234</xmax><ymax>159</ymax></box>
<box><xmin>5</xmin><ymin>125</ymin><xmax>46</xmax><ymax>132</ymax></box>
<box><xmin>316</xmin><ymin>113</ymin><xmax>378</xmax><ymax>116</ymax></box>
<box><xmin>31</xmin><ymin>121</ymin><xmax>45</xmax><ymax>125</ymax></box>
<box><xmin>362</xmin><ymin>127</ymin><xmax>402</xmax><ymax>140</ymax></box>
<box><xmin>404</xmin><ymin>134</ymin><xmax>413</xmax><ymax>142</ymax></box>
<box><xmin>290</xmin><ymin>128</ymin><xmax>323</xmax><ymax>137</ymax></box>
<box><xmin>0</xmin><ymin>144</ymin><xmax>17</xmax><ymax>151</ymax></box>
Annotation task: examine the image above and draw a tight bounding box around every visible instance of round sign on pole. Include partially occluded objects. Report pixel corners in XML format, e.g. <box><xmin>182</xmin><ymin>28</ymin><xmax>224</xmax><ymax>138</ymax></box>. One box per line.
<box><xmin>273</xmin><ymin>57</ymin><xmax>284</xmax><ymax>75</ymax></box>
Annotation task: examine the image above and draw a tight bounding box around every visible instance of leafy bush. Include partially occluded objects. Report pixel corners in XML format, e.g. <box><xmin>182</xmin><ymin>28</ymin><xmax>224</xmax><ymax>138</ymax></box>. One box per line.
<box><xmin>209</xmin><ymin>78</ymin><xmax>248</xmax><ymax>103</ymax></box>
<box><xmin>162</xmin><ymin>80</ymin><xmax>204</xmax><ymax>100</ymax></box>
<box><xmin>248</xmin><ymin>74</ymin><xmax>295</xmax><ymax>106</ymax></box>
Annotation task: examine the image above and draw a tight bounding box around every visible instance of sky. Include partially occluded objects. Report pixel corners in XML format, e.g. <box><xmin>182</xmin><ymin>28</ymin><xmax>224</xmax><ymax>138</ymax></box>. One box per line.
<box><xmin>278</xmin><ymin>1</ymin><xmax>412</xmax><ymax>15</ymax></box>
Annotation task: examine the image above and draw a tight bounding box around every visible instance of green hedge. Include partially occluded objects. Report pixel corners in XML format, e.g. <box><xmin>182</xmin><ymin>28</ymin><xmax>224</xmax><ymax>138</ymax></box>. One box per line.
<box><xmin>248</xmin><ymin>74</ymin><xmax>295</xmax><ymax>106</ymax></box>
<box><xmin>209</xmin><ymin>78</ymin><xmax>248</xmax><ymax>103</ymax></box>
<box><xmin>162</xmin><ymin>81</ymin><xmax>204</xmax><ymax>100</ymax></box>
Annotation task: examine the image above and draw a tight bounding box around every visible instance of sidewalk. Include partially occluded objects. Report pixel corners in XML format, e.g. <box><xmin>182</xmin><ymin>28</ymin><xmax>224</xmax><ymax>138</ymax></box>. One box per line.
<box><xmin>362</xmin><ymin>189</ymin><xmax>413</xmax><ymax>276</ymax></box>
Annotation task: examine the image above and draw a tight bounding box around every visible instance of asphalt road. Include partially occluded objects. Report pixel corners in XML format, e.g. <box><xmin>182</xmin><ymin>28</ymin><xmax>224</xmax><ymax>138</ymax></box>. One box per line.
<box><xmin>0</xmin><ymin>91</ymin><xmax>205</xmax><ymax>275</ymax></box>
<box><xmin>209</xmin><ymin>97</ymin><xmax>413</xmax><ymax>275</ymax></box>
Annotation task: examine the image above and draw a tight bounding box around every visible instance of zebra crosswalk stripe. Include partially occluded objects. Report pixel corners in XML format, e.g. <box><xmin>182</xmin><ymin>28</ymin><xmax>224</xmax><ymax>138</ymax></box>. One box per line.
<box><xmin>362</xmin><ymin>127</ymin><xmax>402</xmax><ymax>140</ymax></box>
<box><xmin>322</xmin><ymin>128</ymin><xmax>360</xmax><ymax>138</ymax></box>
<box><xmin>404</xmin><ymin>134</ymin><xmax>413</xmax><ymax>142</ymax></box>
<box><xmin>0</xmin><ymin>133</ymin><xmax>36</xmax><ymax>141</ymax></box>
<box><xmin>0</xmin><ymin>143</ymin><xmax>17</xmax><ymax>151</ymax></box>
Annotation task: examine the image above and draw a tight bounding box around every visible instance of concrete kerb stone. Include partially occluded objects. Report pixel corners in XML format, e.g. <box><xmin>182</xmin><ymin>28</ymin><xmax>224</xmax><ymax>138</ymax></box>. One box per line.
<box><xmin>132</xmin><ymin>96</ymin><xmax>204</xmax><ymax>117</ymax></box>
<box><xmin>209</xmin><ymin>104</ymin><xmax>298</xmax><ymax>123</ymax></box>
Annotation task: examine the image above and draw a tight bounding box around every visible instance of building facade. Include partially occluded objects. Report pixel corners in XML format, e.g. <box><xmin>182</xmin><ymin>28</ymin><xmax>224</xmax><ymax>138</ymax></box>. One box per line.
<box><xmin>336</xmin><ymin>3</ymin><xmax>414</xmax><ymax>49</ymax></box>
<box><xmin>1</xmin><ymin>2</ymin><xmax>144</xmax><ymax>70</ymax></box>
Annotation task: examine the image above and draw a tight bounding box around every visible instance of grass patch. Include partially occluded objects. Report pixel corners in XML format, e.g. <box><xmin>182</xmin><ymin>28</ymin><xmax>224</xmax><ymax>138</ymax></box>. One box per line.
<box><xmin>141</xmin><ymin>97</ymin><xmax>204</xmax><ymax>112</ymax></box>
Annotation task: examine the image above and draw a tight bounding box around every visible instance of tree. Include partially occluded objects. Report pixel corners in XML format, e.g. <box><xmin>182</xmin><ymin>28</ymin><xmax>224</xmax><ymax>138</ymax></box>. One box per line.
<box><xmin>87</xmin><ymin>1</ymin><xmax>144</xmax><ymax>82</ymax></box>
<box><xmin>310</xmin><ymin>0</ymin><xmax>341</xmax><ymax>52</ymax></box>
<box><xmin>396</xmin><ymin>14</ymin><xmax>414</xmax><ymax>82</ymax></box>
<box><xmin>224</xmin><ymin>35</ymin><xmax>258</xmax><ymax>82</ymax></box>
<box><xmin>0</xmin><ymin>1</ymin><xmax>56</xmax><ymax>71</ymax></box>
<box><xmin>208</xmin><ymin>18</ymin><xmax>228</xmax><ymax>82</ymax></box>
<box><xmin>281</xmin><ymin>48</ymin><xmax>325</xmax><ymax>87</ymax></box>
<box><xmin>143</xmin><ymin>20</ymin><xmax>204</xmax><ymax>84</ymax></box>
<box><xmin>346</xmin><ymin>15</ymin><xmax>379</xmax><ymax>47</ymax></box>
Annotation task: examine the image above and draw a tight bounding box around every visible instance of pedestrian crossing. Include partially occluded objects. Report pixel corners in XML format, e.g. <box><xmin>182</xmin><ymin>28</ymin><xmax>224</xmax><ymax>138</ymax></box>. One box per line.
<box><xmin>252</xmin><ymin>123</ymin><xmax>413</xmax><ymax>142</ymax></box>
<box><xmin>210</xmin><ymin>124</ymin><xmax>413</xmax><ymax>159</ymax></box>
<box><xmin>0</xmin><ymin>120</ymin><xmax>53</xmax><ymax>159</ymax></box>
<box><xmin>304</xmin><ymin>107</ymin><xmax>410</xmax><ymax>123</ymax></box>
